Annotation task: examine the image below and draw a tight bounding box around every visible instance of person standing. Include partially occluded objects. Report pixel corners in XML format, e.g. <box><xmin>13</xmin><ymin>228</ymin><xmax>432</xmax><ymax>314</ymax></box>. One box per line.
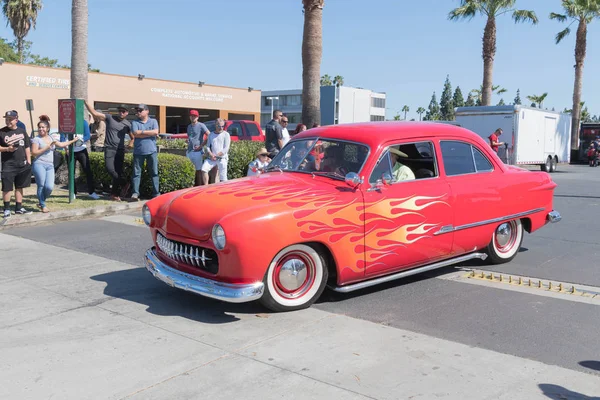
<box><xmin>0</xmin><ymin>111</ymin><xmax>33</xmax><ymax>218</ymax></box>
<box><xmin>186</xmin><ymin>110</ymin><xmax>209</xmax><ymax>186</ymax></box>
<box><xmin>31</xmin><ymin>118</ymin><xmax>78</xmax><ymax>212</ymax></box>
<box><xmin>488</xmin><ymin>128</ymin><xmax>504</xmax><ymax>153</ymax></box>
<box><xmin>61</xmin><ymin>118</ymin><xmax>100</xmax><ymax>199</ymax></box>
<box><xmin>280</xmin><ymin>116</ymin><xmax>291</xmax><ymax>146</ymax></box>
<box><xmin>265</xmin><ymin>109</ymin><xmax>283</xmax><ymax>157</ymax></box>
<box><xmin>201</xmin><ymin>118</ymin><xmax>230</xmax><ymax>184</ymax></box>
<box><xmin>91</xmin><ymin>110</ymin><xmax>106</xmax><ymax>152</ymax></box>
<box><xmin>85</xmin><ymin>102</ymin><xmax>133</xmax><ymax>201</ymax></box>
<box><xmin>130</xmin><ymin>104</ymin><xmax>160</xmax><ymax>200</ymax></box>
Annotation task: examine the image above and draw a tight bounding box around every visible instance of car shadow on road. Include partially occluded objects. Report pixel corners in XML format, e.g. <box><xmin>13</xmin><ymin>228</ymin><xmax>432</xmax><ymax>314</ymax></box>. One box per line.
<box><xmin>538</xmin><ymin>384</ymin><xmax>599</xmax><ymax>400</ymax></box>
<box><xmin>555</xmin><ymin>194</ymin><xmax>600</xmax><ymax>200</ymax></box>
<box><xmin>579</xmin><ymin>360</ymin><xmax>600</xmax><ymax>372</ymax></box>
<box><xmin>90</xmin><ymin>267</ymin><xmax>269</xmax><ymax>324</ymax></box>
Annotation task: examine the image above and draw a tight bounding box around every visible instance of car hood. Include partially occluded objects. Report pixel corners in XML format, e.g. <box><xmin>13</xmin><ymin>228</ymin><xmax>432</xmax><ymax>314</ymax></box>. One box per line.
<box><xmin>157</xmin><ymin>172</ymin><xmax>347</xmax><ymax>241</ymax></box>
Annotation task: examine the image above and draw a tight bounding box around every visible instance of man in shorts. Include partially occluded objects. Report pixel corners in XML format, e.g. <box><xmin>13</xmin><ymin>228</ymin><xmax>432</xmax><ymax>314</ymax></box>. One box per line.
<box><xmin>0</xmin><ymin>111</ymin><xmax>33</xmax><ymax>218</ymax></box>
<box><xmin>186</xmin><ymin>110</ymin><xmax>209</xmax><ymax>186</ymax></box>
<box><xmin>201</xmin><ymin>118</ymin><xmax>230</xmax><ymax>184</ymax></box>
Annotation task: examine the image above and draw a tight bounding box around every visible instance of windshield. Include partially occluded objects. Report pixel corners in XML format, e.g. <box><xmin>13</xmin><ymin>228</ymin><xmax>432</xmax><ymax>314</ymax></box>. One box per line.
<box><xmin>266</xmin><ymin>138</ymin><xmax>369</xmax><ymax>178</ymax></box>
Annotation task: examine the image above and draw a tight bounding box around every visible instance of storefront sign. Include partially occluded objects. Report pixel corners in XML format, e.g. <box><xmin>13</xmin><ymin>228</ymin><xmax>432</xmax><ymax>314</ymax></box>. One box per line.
<box><xmin>26</xmin><ymin>75</ymin><xmax>70</xmax><ymax>90</ymax></box>
<box><xmin>150</xmin><ymin>87</ymin><xmax>233</xmax><ymax>103</ymax></box>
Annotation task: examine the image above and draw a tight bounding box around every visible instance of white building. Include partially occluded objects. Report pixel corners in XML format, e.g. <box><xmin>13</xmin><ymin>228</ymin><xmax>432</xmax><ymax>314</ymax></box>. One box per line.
<box><xmin>261</xmin><ymin>86</ymin><xmax>386</xmax><ymax>130</ymax></box>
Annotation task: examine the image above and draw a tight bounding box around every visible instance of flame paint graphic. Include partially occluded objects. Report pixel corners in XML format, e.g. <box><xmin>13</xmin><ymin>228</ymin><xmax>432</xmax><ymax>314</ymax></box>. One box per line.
<box><xmin>193</xmin><ymin>180</ymin><xmax>449</xmax><ymax>273</ymax></box>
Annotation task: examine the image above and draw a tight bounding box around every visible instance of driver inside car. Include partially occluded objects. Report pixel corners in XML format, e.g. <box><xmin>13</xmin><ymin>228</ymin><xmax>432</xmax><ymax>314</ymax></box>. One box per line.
<box><xmin>390</xmin><ymin>147</ymin><xmax>415</xmax><ymax>182</ymax></box>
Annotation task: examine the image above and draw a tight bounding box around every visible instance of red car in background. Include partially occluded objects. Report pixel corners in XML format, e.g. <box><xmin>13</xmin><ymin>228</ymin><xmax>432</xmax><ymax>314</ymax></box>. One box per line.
<box><xmin>164</xmin><ymin>120</ymin><xmax>264</xmax><ymax>142</ymax></box>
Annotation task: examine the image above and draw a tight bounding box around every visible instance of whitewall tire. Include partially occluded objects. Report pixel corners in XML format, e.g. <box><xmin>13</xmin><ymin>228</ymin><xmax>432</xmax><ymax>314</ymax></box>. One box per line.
<box><xmin>260</xmin><ymin>244</ymin><xmax>328</xmax><ymax>312</ymax></box>
<box><xmin>486</xmin><ymin>219</ymin><xmax>524</xmax><ymax>264</ymax></box>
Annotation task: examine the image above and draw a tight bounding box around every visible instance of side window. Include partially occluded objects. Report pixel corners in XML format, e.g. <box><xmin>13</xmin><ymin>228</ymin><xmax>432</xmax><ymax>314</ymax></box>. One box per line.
<box><xmin>369</xmin><ymin>152</ymin><xmax>392</xmax><ymax>184</ymax></box>
<box><xmin>227</xmin><ymin>122</ymin><xmax>242</xmax><ymax>137</ymax></box>
<box><xmin>245</xmin><ymin>123</ymin><xmax>261</xmax><ymax>137</ymax></box>
<box><xmin>440</xmin><ymin>141</ymin><xmax>476</xmax><ymax>176</ymax></box>
<box><xmin>472</xmin><ymin>146</ymin><xmax>493</xmax><ymax>172</ymax></box>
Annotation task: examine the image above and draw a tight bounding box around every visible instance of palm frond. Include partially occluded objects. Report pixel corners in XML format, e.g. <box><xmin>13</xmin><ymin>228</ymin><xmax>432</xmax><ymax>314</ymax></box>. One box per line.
<box><xmin>512</xmin><ymin>9</ymin><xmax>538</xmax><ymax>24</ymax></box>
<box><xmin>549</xmin><ymin>12</ymin><xmax>568</xmax><ymax>22</ymax></box>
<box><xmin>555</xmin><ymin>27</ymin><xmax>571</xmax><ymax>44</ymax></box>
<box><xmin>448</xmin><ymin>1</ymin><xmax>480</xmax><ymax>21</ymax></box>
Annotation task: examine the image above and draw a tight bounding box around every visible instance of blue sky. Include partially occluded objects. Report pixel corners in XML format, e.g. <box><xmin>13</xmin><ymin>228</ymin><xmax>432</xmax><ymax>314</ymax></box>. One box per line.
<box><xmin>1</xmin><ymin>0</ymin><xmax>598</xmax><ymax>121</ymax></box>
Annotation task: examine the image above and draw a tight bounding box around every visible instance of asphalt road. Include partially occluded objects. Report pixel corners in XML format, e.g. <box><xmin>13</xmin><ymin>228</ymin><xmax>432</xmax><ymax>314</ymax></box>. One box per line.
<box><xmin>4</xmin><ymin>163</ymin><xmax>600</xmax><ymax>380</ymax></box>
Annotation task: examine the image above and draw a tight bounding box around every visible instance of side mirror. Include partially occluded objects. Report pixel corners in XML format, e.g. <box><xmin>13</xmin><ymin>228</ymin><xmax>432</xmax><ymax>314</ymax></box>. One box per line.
<box><xmin>249</xmin><ymin>160</ymin><xmax>259</xmax><ymax>173</ymax></box>
<box><xmin>382</xmin><ymin>173</ymin><xmax>392</xmax><ymax>186</ymax></box>
<box><xmin>345</xmin><ymin>172</ymin><xmax>363</xmax><ymax>187</ymax></box>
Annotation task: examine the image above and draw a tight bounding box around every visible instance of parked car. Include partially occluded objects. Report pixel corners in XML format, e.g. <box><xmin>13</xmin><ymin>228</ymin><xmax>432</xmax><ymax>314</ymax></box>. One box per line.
<box><xmin>162</xmin><ymin>120</ymin><xmax>264</xmax><ymax>142</ymax></box>
<box><xmin>141</xmin><ymin>121</ymin><xmax>561</xmax><ymax>312</ymax></box>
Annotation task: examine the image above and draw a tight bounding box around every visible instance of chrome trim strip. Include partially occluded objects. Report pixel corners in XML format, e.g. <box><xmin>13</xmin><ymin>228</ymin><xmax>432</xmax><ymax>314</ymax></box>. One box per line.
<box><xmin>434</xmin><ymin>208</ymin><xmax>545</xmax><ymax>236</ymax></box>
<box><xmin>330</xmin><ymin>252</ymin><xmax>488</xmax><ymax>293</ymax></box>
<box><xmin>547</xmin><ymin>210</ymin><xmax>561</xmax><ymax>223</ymax></box>
<box><xmin>144</xmin><ymin>248</ymin><xmax>264</xmax><ymax>303</ymax></box>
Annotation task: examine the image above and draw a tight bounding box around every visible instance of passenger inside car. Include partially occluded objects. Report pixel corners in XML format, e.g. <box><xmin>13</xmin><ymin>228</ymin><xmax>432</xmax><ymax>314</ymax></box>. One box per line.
<box><xmin>390</xmin><ymin>148</ymin><xmax>416</xmax><ymax>182</ymax></box>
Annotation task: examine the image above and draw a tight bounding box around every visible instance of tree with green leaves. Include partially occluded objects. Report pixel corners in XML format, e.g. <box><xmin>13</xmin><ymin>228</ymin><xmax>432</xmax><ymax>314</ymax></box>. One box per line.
<box><xmin>550</xmin><ymin>0</ymin><xmax>600</xmax><ymax>151</ymax></box>
<box><xmin>453</xmin><ymin>86</ymin><xmax>465</xmax><ymax>108</ymax></box>
<box><xmin>514</xmin><ymin>88</ymin><xmax>522</xmax><ymax>104</ymax></box>
<box><xmin>448</xmin><ymin>1</ymin><xmax>538</xmax><ymax>106</ymax></box>
<box><xmin>0</xmin><ymin>37</ymin><xmax>18</xmax><ymax>62</ymax></box>
<box><xmin>439</xmin><ymin>75</ymin><xmax>455</xmax><ymax>120</ymax></box>
<box><xmin>2</xmin><ymin>0</ymin><xmax>43</xmax><ymax>63</ymax></box>
<box><xmin>527</xmin><ymin>93</ymin><xmax>548</xmax><ymax>109</ymax></box>
<box><xmin>402</xmin><ymin>105</ymin><xmax>410</xmax><ymax>120</ymax></box>
<box><xmin>320</xmin><ymin>74</ymin><xmax>332</xmax><ymax>86</ymax></box>
<box><xmin>498</xmin><ymin>98</ymin><xmax>506</xmax><ymax>105</ymax></box>
<box><xmin>465</xmin><ymin>93</ymin><xmax>476</xmax><ymax>107</ymax></box>
<box><xmin>471</xmin><ymin>85</ymin><xmax>507</xmax><ymax>106</ymax></box>
<box><xmin>393</xmin><ymin>114</ymin><xmax>401</xmax><ymax>121</ymax></box>
<box><xmin>424</xmin><ymin>92</ymin><xmax>440</xmax><ymax>121</ymax></box>
<box><xmin>416</xmin><ymin>107</ymin><xmax>426</xmax><ymax>121</ymax></box>
<box><xmin>333</xmin><ymin>75</ymin><xmax>344</xmax><ymax>86</ymax></box>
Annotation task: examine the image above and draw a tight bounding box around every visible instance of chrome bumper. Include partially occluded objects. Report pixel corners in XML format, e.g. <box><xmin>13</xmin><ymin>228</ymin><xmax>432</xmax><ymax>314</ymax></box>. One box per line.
<box><xmin>144</xmin><ymin>247</ymin><xmax>264</xmax><ymax>303</ymax></box>
<box><xmin>547</xmin><ymin>210</ymin><xmax>561</xmax><ymax>223</ymax></box>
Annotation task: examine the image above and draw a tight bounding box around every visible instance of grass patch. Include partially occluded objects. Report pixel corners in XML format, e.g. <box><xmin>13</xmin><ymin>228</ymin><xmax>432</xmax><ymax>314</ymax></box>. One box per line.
<box><xmin>20</xmin><ymin>187</ymin><xmax>117</xmax><ymax>213</ymax></box>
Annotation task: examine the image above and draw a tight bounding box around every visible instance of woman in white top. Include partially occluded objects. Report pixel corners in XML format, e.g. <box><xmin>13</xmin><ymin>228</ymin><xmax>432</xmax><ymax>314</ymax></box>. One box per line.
<box><xmin>281</xmin><ymin>116</ymin><xmax>290</xmax><ymax>146</ymax></box>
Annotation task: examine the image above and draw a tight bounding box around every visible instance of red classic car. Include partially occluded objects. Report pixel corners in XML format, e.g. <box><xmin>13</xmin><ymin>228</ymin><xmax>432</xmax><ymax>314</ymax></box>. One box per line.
<box><xmin>142</xmin><ymin>122</ymin><xmax>561</xmax><ymax>312</ymax></box>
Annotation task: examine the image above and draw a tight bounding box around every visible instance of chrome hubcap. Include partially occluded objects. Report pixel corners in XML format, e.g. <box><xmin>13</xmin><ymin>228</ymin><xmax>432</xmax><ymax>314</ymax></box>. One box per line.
<box><xmin>496</xmin><ymin>223</ymin><xmax>512</xmax><ymax>248</ymax></box>
<box><xmin>278</xmin><ymin>259</ymin><xmax>308</xmax><ymax>292</ymax></box>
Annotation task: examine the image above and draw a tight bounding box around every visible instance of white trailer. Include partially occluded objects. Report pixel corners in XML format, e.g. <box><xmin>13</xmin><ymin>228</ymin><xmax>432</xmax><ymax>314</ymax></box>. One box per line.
<box><xmin>454</xmin><ymin>105</ymin><xmax>572</xmax><ymax>172</ymax></box>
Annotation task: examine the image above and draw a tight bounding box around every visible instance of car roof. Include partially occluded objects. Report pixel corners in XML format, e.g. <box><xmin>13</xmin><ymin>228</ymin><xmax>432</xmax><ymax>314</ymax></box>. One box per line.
<box><xmin>291</xmin><ymin>121</ymin><xmax>483</xmax><ymax>148</ymax></box>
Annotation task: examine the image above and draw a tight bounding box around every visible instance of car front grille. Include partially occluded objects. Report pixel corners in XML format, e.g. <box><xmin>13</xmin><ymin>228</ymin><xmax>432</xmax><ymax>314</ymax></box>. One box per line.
<box><xmin>156</xmin><ymin>233</ymin><xmax>218</xmax><ymax>274</ymax></box>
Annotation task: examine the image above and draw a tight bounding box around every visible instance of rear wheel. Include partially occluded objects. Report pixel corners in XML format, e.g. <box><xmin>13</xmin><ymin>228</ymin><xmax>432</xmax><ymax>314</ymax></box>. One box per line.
<box><xmin>541</xmin><ymin>157</ymin><xmax>552</xmax><ymax>172</ymax></box>
<box><xmin>550</xmin><ymin>157</ymin><xmax>558</xmax><ymax>172</ymax></box>
<box><xmin>260</xmin><ymin>244</ymin><xmax>328</xmax><ymax>312</ymax></box>
<box><xmin>486</xmin><ymin>219</ymin><xmax>524</xmax><ymax>264</ymax></box>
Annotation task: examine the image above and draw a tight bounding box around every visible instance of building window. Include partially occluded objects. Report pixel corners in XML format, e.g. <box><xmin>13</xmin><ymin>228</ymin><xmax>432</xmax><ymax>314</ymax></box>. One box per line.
<box><xmin>370</xmin><ymin>115</ymin><xmax>385</xmax><ymax>121</ymax></box>
<box><xmin>371</xmin><ymin>97</ymin><xmax>386</xmax><ymax>108</ymax></box>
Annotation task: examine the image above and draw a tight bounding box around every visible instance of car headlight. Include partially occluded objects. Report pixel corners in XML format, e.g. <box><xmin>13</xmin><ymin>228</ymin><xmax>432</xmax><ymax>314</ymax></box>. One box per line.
<box><xmin>142</xmin><ymin>204</ymin><xmax>152</xmax><ymax>226</ymax></box>
<box><xmin>212</xmin><ymin>224</ymin><xmax>226</xmax><ymax>250</ymax></box>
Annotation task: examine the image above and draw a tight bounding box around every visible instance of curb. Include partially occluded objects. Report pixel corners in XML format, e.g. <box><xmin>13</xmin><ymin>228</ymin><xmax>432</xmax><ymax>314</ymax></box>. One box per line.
<box><xmin>0</xmin><ymin>200</ymin><xmax>147</xmax><ymax>230</ymax></box>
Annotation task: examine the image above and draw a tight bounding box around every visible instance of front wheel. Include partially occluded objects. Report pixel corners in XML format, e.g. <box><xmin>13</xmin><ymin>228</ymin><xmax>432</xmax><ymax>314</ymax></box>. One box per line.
<box><xmin>260</xmin><ymin>244</ymin><xmax>328</xmax><ymax>312</ymax></box>
<box><xmin>485</xmin><ymin>219</ymin><xmax>524</xmax><ymax>264</ymax></box>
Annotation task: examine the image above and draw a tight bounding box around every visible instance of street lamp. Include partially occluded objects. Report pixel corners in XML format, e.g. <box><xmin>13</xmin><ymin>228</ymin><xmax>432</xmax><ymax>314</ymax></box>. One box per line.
<box><xmin>266</xmin><ymin>96</ymin><xmax>279</xmax><ymax>118</ymax></box>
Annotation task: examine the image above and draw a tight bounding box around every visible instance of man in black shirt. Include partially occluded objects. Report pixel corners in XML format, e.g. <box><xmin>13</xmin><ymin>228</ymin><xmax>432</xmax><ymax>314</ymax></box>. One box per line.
<box><xmin>265</xmin><ymin>109</ymin><xmax>284</xmax><ymax>157</ymax></box>
<box><xmin>0</xmin><ymin>111</ymin><xmax>33</xmax><ymax>218</ymax></box>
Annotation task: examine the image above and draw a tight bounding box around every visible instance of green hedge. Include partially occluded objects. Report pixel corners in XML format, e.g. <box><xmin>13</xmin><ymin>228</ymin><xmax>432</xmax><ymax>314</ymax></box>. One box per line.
<box><xmin>83</xmin><ymin>152</ymin><xmax>195</xmax><ymax>197</ymax></box>
<box><xmin>78</xmin><ymin>140</ymin><xmax>265</xmax><ymax>197</ymax></box>
<box><xmin>157</xmin><ymin>138</ymin><xmax>187</xmax><ymax>149</ymax></box>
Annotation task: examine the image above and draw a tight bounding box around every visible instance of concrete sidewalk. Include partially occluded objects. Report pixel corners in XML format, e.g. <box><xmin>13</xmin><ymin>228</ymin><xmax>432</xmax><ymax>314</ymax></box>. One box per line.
<box><xmin>0</xmin><ymin>233</ymin><xmax>598</xmax><ymax>400</ymax></box>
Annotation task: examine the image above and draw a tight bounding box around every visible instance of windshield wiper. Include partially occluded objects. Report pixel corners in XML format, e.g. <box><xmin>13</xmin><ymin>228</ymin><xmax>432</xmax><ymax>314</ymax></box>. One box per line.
<box><xmin>311</xmin><ymin>171</ymin><xmax>346</xmax><ymax>180</ymax></box>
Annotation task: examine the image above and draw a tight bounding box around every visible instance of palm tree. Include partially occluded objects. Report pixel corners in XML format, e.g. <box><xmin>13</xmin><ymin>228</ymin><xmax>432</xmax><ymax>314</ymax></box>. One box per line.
<box><xmin>449</xmin><ymin>1</ymin><xmax>538</xmax><ymax>106</ymax></box>
<box><xmin>416</xmin><ymin>107</ymin><xmax>426</xmax><ymax>121</ymax></box>
<box><xmin>302</xmin><ymin>0</ymin><xmax>324</xmax><ymax>128</ymax></box>
<box><xmin>320</xmin><ymin>74</ymin><xmax>332</xmax><ymax>86</ymax></box>
<box><xmin>70</xmin><ymin>0</ymin><xmax>87</xmax><ymax>100</ymax></box>
<box><xmin>470</xmin><ymin>85</ymin><xmax>507</xmax><ymax>105</ymax></box>
<box><xmin>526</xmin><ymin>93</ymin><xmax>548</xmax><ymax>109</ymax></box>
<box><xmin>2</xmin><ymin>0</ymin><xmax>43</xmax><ymax>63</ymax></box>
<box><xmin>393</xmin><ymin>114</ymin><xmax>401</xmax><ymax>121</ymax></box>
<box><xmin>550</xmin><ymin>0</ymin><xmax>600</xmax><ymax>152</ymax></box>
<box><xmin>402</xmin><ymin>105</ymin><xmax>410</xmax><ymax>120</ymax></box>
<box><xmin>333</xmin><ymin>75</ymin><xmax>344</xmax><ymax>86</ymax></box>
